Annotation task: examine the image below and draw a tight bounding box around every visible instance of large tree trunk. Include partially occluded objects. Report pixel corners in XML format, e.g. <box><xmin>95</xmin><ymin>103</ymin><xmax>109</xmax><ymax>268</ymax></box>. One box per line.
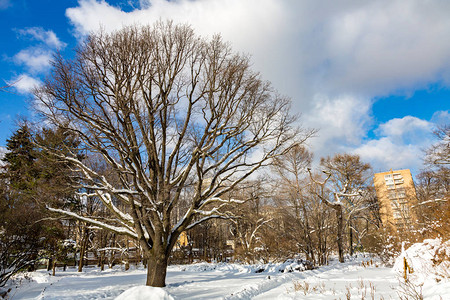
<box><xmin>146</xmin><ymin>255</ymin><xmax>168</xmax><ymax>287</ymax></box>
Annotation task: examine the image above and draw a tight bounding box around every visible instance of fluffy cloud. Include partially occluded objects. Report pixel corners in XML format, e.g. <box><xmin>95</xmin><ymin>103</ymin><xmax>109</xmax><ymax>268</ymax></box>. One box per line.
<box><xmin>353</xmin><ymin>137</ymin><xmax>425</xmax><ymax>173</ymax></box>
<box><xmin>17</xmin><ymin>27</ymin><xmax>66</xmax><ymax>50</ymax></box>
<box><xmin>353</xmin><ymin>112</ymin><xmax>449</xmax><ymax>173</ymax></box>
<box><xmin>10</xmin><ymin>74</ymin><xmax>42</xmax><ymax>94</ymax></box>
<box><xmin>64</xmin><ymin>0</ymin><xmax>450</xmax><ymax>170</ymax></box>
<box><xmin>376</xmin><ymin>116</ymin><xmax>432</xmax><ymax>139</ymax></box>
<box><xmin>303</xmin><ymin>95</ymin><xmax>373</xmax><ymax>157</ymax></box>
<box><xmin>320</xmin><ymin>1</ymin><xmax>450</xmax><ymax>96</ymax></box>
<box><xmin>66</xmin><ymin>0</ymin><xmax>292</xmax><ymax>95</ymax></box>
<box><xmin>14</xmin><ymin>48</ymin><xmax>53</xmax><ymax>73</ymax></box>
<box><xmin>65</xmin><ymin>0</ymin><xmax>450</xmax><ymax>98</ymax></box>
<box><xmin>12</xmin><ymin>27</ymin><xmax>65</xmax><ymax>78</ymax></box>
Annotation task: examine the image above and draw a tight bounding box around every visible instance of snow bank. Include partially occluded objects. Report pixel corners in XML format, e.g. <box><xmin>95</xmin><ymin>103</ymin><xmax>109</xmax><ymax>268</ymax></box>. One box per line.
<box><xmin>178</xmin><ymin>259</ymin><xmax>312</xmax><ymax>275</ymax></box>
<box><xmin>115</xmin><ymin>286</ymin><xmax>174</xmax><ymax>300</ymax></box>
<box><xmin>393</xmin><ymin>238</ymin><xmax>449</xmax><ymax>282</ymax></box>
<box><xmin>266</xmin><ymin>259</ymin><xmax>313</xmax><ymax>273</ymax></box>
<box><xmin>393</xmin><ymin>238</ymin><xmax>450</xmax><ymax>299</ymax></box>
<box><xmin>178</xmin><ymin>262</ymin><xmax>252</xmax><ymax>273</ymax></box>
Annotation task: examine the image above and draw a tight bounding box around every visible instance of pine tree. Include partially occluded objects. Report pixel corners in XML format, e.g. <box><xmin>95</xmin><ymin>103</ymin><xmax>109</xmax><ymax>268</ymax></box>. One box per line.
<box><xmin>3</xmin><ymin>124</ymin><xmax>39</xmax><ymax>194</ymax></box>
<box><xmin>1</xmin><ymin>124</ymin><xmax>43</xmax><ymax>286</ymax></box>
<box><xmin>0</xmin><ymin>125</ymin><xmax>81</xmax><ymax>286</ymax></box>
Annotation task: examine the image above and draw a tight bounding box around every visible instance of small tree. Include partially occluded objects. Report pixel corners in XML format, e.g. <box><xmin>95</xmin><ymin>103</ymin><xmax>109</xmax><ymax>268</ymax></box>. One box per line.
<box><xmin>34</xmin><ymin>22</ymin><xmax>313</xmax><ymax>286</ymax></box>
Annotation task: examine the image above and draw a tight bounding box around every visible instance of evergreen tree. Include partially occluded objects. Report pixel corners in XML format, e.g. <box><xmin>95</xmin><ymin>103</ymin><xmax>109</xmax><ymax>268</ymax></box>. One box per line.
<box><xmin>3</xmin><ymin>124</ymin><xmax>39</xmax><ymax>194</ymax></box>
<box><xmin>1</xmin><ymin>124</ymin><xmax>43</xmax><ymax>286</ymax></box>
<box><xmin>0</xmin><ymin>124</ymin><xmax>81</xmax><ymax>287</ymax></box>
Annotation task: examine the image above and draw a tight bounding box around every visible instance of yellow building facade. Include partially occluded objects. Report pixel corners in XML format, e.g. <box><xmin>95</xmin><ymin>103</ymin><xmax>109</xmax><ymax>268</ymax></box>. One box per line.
<box><xmin>373</xmin><ymin>169</ymin><xmax>418</xmax><ymax>231</ymax></box>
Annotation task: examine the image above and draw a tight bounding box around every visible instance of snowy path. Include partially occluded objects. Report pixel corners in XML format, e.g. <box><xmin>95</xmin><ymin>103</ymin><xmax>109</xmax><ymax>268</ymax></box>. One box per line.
<box><xmin>8</xmin><ymin>259</ymin><xmax>405</xmax><ymax>300</ymax></box>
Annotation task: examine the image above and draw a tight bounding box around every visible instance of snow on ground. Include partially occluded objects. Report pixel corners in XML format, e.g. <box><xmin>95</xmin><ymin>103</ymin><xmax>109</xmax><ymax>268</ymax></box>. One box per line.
<box><xmin>5</xmin><ymin>251</ymin><xmax>449</xmax><ymax>299</ymax></box>
<box><xmin>115</xmin><ymin>286</ymin><xmax>174</xmax><ymax>300</ymax></box>
<box><xmin>393</xmin><ymin>238</ymin><xmax>450</xmax><ymax>300</ymax></box>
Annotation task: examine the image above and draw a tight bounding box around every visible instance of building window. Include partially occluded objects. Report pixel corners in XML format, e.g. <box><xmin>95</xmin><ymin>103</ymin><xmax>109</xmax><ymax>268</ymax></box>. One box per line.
<box><xmin>392</xmin><ymin>210</ymin><xmax>402</xmax><ymax>219</ymax></box>
<box><xmin>386</xmin><ymin>184</ymin><xmax>395</xmax><ymax>190</ymax></box>
<box><xmin>400</xmin><ymin>205</ymin><xmax>409</xmax><ymax>215</ymax></box>
<box><xmin>391</xmin><ymin>200</ymin><xmax>399</xmax><ymax>208</ymax></box>
<box><xmin>394</xmin><ymin>178</ymin><xmax>404</xmax><ymax>184</ymax></box>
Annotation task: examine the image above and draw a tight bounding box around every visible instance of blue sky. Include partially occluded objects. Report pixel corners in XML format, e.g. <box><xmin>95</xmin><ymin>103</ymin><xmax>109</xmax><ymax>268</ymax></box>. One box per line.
<box><xmin>0</xmin><ymin>0</ymin><xmax>449</xmax><ymax>176</ymax></box>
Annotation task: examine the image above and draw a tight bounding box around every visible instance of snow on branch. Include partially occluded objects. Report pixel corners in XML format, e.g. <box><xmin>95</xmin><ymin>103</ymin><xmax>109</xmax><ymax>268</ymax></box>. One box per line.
<box><xmin>47</xmin><ymin>207</ymin><xmax>137</xmax><ymax>238</ymax></box>
<box><xmin>411</xmin><ymin>198</ymin><xmax>447</xmax><ymax>208</ymax></box>
<box><xmin>185</xmin><ymin>215</ymin><xmax>230</xmax><ymax>231</ymax></box>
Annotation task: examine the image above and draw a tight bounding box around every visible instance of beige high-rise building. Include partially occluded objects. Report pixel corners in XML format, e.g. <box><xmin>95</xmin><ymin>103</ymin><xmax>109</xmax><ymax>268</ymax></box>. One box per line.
<box><xmin>373</xmin><ymin>169</ymin><xmax>418</xmax><ymax>231</ymax></box>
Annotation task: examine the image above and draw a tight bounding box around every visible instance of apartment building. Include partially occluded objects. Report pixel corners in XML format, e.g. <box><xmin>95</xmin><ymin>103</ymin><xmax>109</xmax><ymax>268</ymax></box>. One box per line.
<box><xmin>373</xmin><ymin>169</ymin><xmax>418</xmax><ymax>230</ymax></box>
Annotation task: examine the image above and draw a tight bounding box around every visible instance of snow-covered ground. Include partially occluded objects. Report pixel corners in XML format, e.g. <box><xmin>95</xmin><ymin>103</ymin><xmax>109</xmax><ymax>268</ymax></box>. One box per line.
<box><xmin>5</xmin><ymin>242</ymin><xmax>449</xmax><ymax>299</ymax></box>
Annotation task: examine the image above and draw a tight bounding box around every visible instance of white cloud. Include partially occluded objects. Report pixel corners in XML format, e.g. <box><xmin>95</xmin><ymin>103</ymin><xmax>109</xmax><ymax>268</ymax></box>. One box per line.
<box><xmin>14</xmin><ymin>48</ymin><xmax>53</xmax><ymax>73</ymax></box>
<box><xmin>353</xmin><ymin>137</ymin><xmax>426</xmax><ymax>173</ymax></box>
<box><xmin>321</xmin><ymin>0</ymin><xmax>450</xmax><ymax>96</ymax></box>
<box><xmin>430</xmin><ymin>110</ymin><xmax>450</xmax><ymax>127</ymax></box>
<box><xmin>65</xmin><ymin>0</ymin><xmax>450</xmax><ymax>107</ymax></box>
<box><xmin>9</xmin><ymin>74</ymin><xmax>42</xmax><ymax>94</ymax></box>
<box><xmin>66</xmin><ymin>0</ymin><xmax>289</xmax><ymax>91</ymax></box>
<box><xmin>376</xmin><ymin>116</ymin><xmax>432</xmax><ymax>138</ymax></box>
<box><xmin>17</xmin><ymin>27</ymin><xmax>66</xmax><ymax>50</ymax></box>
<box><xmin>304</xmin><ymin>95</ymin><xmax>373</xmax><ymax>157</ymax></box>
<box><xmin>12</xmin><ymin>28</ymin><xmax>65</xmax><ymax>77</ymax></box>
<box><xmin>64</xmin><ymin>0</ymin><xmax>450</xmax><ymax>170</ymax></box>
<box><xmin>352</xmin><ymin>113</ymin><xmax>449</xmax><ymax>173</ymax></box>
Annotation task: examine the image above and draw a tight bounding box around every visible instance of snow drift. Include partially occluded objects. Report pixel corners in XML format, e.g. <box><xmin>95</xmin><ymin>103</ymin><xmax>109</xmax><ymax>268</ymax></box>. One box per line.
<box><xmin>393</xmin><ymin>238</ymin><xmax>450</xmax><ymax>299</ymax></box>
<box><xmin>115</xmin><ymin>286</ymin><xmax>174</xmax><ymax>300</ymax></box>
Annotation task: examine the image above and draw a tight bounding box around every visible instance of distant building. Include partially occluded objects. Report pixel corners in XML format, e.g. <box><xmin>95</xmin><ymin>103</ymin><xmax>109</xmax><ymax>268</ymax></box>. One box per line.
<box><xmin>373</xmin><ymin>169</ymin><xmax>418</xmax><ymax>231</ymax></box>
<box><xmin>176</xmin><ymin>231</ymin><xmax>189</xmax><ymax>248</ymax></box>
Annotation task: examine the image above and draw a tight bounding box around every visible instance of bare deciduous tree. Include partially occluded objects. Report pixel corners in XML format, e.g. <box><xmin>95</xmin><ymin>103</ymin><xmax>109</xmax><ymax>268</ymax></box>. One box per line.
<box><xmin>425</xmin><ymin>125</ymin><xmax>450</xmax><ymax>166</ymax></box>
<box><xmin>415</xmin><ymin>125</ymin><xmax>450</xmax><ymax>239</ymax></box>
<box><xmin>272</xmin><ymin>145</ymin><xmax>316</xmax><ymax>262</ymax></box>
<box><xmin>34</xmin><ymin>22</ymin><xmax>313</xmax><ymax>286</ymax></box>
<box><xmin>308</xmin><ymin>154</ymin><xmax>371</xmax><ymax>263</ymax></box>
